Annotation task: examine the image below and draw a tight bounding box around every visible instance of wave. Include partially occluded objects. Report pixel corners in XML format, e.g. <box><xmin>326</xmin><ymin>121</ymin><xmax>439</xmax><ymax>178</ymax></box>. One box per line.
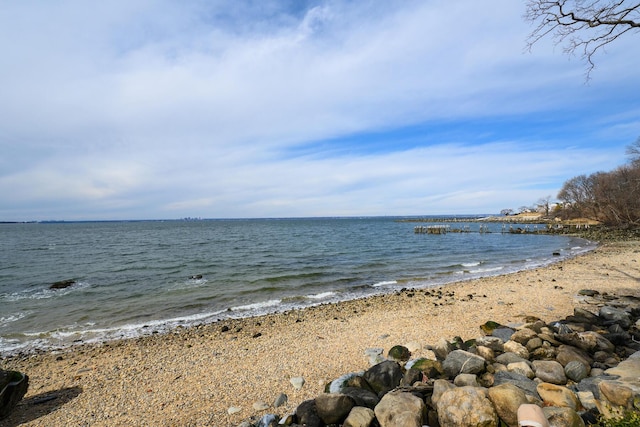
<box><xmin>1</xmin><ymin>281</ymin><xmax>91</xmax><ymax>302</ymax></box>
<box><xmin>469</xmin><ymin>266</ymin><xmax>504</xmax><ymax>274</ymax></box>
<box><xmin>461</xmin><ymin>261</ymin><xmax>480</xmax><ymax>267</ymax></box>
<box><xmin>372</xmin><ymin>280</ymin><xmax>398</xmax><ymax>287</ymax></box>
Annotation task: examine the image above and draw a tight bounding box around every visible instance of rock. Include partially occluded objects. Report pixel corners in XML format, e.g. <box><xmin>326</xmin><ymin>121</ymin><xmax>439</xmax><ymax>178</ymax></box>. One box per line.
<box><xmin>227</xmin><ymin>406</ymin><xmax>242</xmax><ymax>415</ymax></box>
<box><xmin>543</xmin><ymin>406</ymin><xmax>585</xmax><ymax>427</ymax></box>
<box><xmin>343</xmin><ymin>406</ymin><xmax>375</xmax><ymax>427</ymax></box>
<box><xmin>454</xmin><ymin>373</ymin><xmax>479</xmax><ymax>387</ymax></box>
<box><xmin>510</xmin><ymin>328</ymin><xmax>538</xmax><ymax>345</ymax></box>
<box><xmin>480</xmin><ymin>320</ymin><xmax>503</xmax><ymax>335</ymax></box>
<box><xmin>507</xmin><ymin>361</ymin><xmax>535</xmax><ymax>379</ymax></box>
<box><xmin>487</xmin><ymin>383</ymin><xmax>529</xmax><ymax>427</ymax></box>
<box><xmin>328</xmin><ymin>372</ymin><xmax>363</xmax><ymax>393</ymax></box>
<box><xmin>255</xmin><ymin>413</ymin><xmax>279</xmax><ymax>427</ymax></box>
<box><xmin>536</xmin><ymin>383</ymin><xmax>580</xmax><ymax>410</ymax></box>
<box><xmin>253</xmin><ymin>401</ymin><xmax>270</xmax><ymax>411</ymax></box>
<box><xmin>363</xmin><ymin>360</ymin><xmax>403</xmax><ymax>396</ymax></box>
<box><xmin>364</xmin><ymin>348</ymin><xmax>385</xmax><ymax>366</ymax></box>
<box><xmin>315</xmin><ymin>393</ymin><xmax>355</xmax><ymax>425</ymax></box>
<box><xmin>443</xmin><ymin>350</ymin><xmax>486</xmax><ymax>377</ymax></box>
<box><xmin>342</xmin><ymin>387</ymin><xmax>380</xmax><ymax>409</ymax></box>
<box><xmin>556</xmin><ymin>345</ymin><xmax>593</xmax><ymax>368</ymax></box>
<box><xmin>432</xmin><ymin>338</ymin><xmax>453</xmax><ymax>360</ymax></box>
<box><xmin>476</xmin><ymin>346</ymin><xmax>495</xmax><ymax>362</ymax></box>
<box><xmin>0</xmin><ymin>371</ymin><xmax>29</xmax><ymax>420</ymax></box>
<box><xmin>476</xmin><ymin>336</ymin><xmax>505</xmax><ymax>352</ymax></box>
<box><xmin>436</xmin><ymin>386</ymin><xmax>498</xmax><ymax>427</ymax></box>
<box><xmin>408</xmin><ymin>358</ymin><xmax>444</xmax><ymax>379</ymax></box>
<box><xmin>387</xmin><ymin>345</ymin><xmax>411</xmax><ymax>362</ymax></box>
<box><xmin>565</xmin><ymin>360</ymin><xmax>589</xmax><ymax>382</ymax></box>
<box><xmin>503</xmin><ymin>340</ymin><xmax>529</xmax><ymax>359</ymax></box>
<box><xmin>374</xmin><ymin>390</ymin><xmax>425</xmax><ymax>427</ymax></box>
<box><xmin>578</xmin><ymin>289</ymin><xmax>599</xmax><ymax>297</ymax></box>
<box><xmin>492</xmin><ymin>327</ymin><xmax>516</xmax><ymax>342</ymax></box>
<box><xmin>533</xmin><ymin>360</ymin><xmax>567</xmax><ymax>385</ymax></box>
<box><xmin>402</xmin><ymin>368</ymin><xmax>422</xmax><ymax>386</ymax></box>
<box><xmin>273</xmin><ymin>393</ymin><xmax>287</xmax><ymax>408</ymax></box>
<box><xmin>290</xmin><ymin>376</ymin><xmax>305</xmax><ymax>390</ymax></box>
<box><xmin>495</xmin><ymin>352</ymin><xmax>529</xmax><ymax>365</ymax></box>
<box><xmin>49</xmin><ymin>279</ymin><xmax>75</xmax><ymax>289</ymax></box>
<box><xmin>431</xmin><ymin>378</ymin><xmax>455</xmax><ymax>408</ymax></box>
<box><xmin>295</xmin><ymin>400</ymin><xmax>322</xmax><ymax>427</ymax></box>
<box><xmin>599</xmin><ymin>306</ymin><xmax>632</xmax><ymax>329</ymax></box>
<box><xmin>493</xmin><ymin>371</ymin><xmax>540</xmax><ymax>399</ymax></box>
<box><xmin>598</xmin><ymin>380</ymin><xmax>633</xmax><ymax>408</ymax></box>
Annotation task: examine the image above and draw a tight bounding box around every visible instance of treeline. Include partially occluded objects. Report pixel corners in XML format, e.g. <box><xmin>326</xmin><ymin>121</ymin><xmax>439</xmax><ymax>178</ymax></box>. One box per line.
<box><xmin>556</xmin><ymin>138</ymin><xmax>640</xmax><ymax>227</ymax></box>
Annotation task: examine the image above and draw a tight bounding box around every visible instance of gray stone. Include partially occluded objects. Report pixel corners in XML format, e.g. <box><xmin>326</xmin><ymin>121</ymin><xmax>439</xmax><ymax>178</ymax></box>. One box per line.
<box><xmin>253</xmin><ymin>401</ymin><xmax>270</xmax><ymax>411</ymax></box>
<box><xmin>492</xmin><ymin>327</ymin><xmax>515</xmax><ymax>342</ymax></box>
<box><xmin>436</xmin><ymin>386</ymin><xmax>498</xmax><ymax>427</ymax></box>
<box><xmin>387</xmin><ymin>345</ymin><xmax>411</xmax><ymax>362</ymax></box>
<box><xmin>495</xmin><ymin>352</ymin><xmax>529</xmax><ymax>366</ymax></box>
<box><xmin>363</xmin><ymin>360</ymin><xmax>403</xmax><ymax>396</ymax></box>
<box><xmin>443</xmin><ymin>349</ymin><xmax>486</xmax><ymax>377</ymax></box>
<box><xmin>533</xmin><ymin>360</ymin><xmax>567</xmax><ymax>385</ymax></box>
<box><xmin>290</xmin><ymin>376</ymin><xmax>305</xmax><ymax>390</ymax></box>
<box><xmin>493</xmin><ymin>370</ymin><xmax>540</xmax><ymax>399</ymax></box>
<box><xmin>256</xmin><ymin>414</ymin><xmax>279</xmax><ymax>427</ymax></box>
<box><xmin>273</xmin><ymin>393</ymin><xmax>288</xmax><ymax>408</ymax></box>
<box><xmin>315</xmin><ymin>393</ymin><xmax>355</xmax><ymax>425</ymax></box>
<box><xmin>432</xmin><ymin>337</ymin><xmax>453</xmax><ymax>360</ymax></box>
<box><xmin>343</xmin><ymin>406</ymin><xmax>375</xmax><ymax>427</ymax></box>
<box><xmin>599</xmin><ymin>306</ymin><xmax>632</xmax><ymax>329</ymax></box>
<box><xmin>507</xmin><ymin>361</ymin><xmax>535</xmax><ymax>379</ymax></box>
<box><xmin>0</xmin><ymin>371</ymin><xmax>29</xmax><ymax>420</ymax></box>
<box><xmin>374</xmin><ymin>390</ymin><xmax>425</xmax><ymax>427</ymax></box>
<box><xmin>431</xmin><ymin>378</ymin><xmax>455</xmax><ymax>408</ymax></box>
<box><xmin>565</xmin><ymin>360</ymin><xmax>589</xmax><ymax>382</ymax></box>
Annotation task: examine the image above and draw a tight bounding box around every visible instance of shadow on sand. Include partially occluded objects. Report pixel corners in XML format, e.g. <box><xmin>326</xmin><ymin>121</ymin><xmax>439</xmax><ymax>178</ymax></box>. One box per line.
<box><xmin>1</xmin><ymin>386</ymin><xmax>82</xmax><ymax>426</ymax></box>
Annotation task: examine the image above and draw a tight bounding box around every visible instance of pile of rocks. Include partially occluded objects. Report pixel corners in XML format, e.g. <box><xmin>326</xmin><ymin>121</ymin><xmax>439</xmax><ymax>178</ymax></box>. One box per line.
<box><xmin>237</xmin><ymin>290</ymin><xmax>640</xmax><ymax>427</ymax></box>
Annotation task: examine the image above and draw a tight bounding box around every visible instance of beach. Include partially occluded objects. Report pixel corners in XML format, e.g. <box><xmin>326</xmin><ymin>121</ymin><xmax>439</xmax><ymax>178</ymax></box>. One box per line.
<box><xmin>2</xmin><ymin>240</ymin><xmax>639</xmax><ymax>427</ymax></box>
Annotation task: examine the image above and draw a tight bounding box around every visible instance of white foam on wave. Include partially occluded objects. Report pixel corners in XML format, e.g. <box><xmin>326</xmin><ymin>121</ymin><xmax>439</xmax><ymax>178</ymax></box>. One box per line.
<box><xmin>231</xmin><ymin>299</ymin><xmax>282</xmax><ymax>312</ymax></box>
<box><xmin>469</xmin><ymin>266</ymin><xmax>504</xmax><ymax>274</ymax></box>
<box><xmin>461</xmin><ymin>262</ymin><xmax>480</xmax><ymax>267</ymax></box>
<box><xmin>0</xmin><ymin>312</ymin><xmax>28</xmax><ymax>327</ymax></box>
<box><xmin>372</xmin><ymin>280</ymin><xmax>398</xmax><ymax>287</ymax></box>
<box><xmin>2</xmin><ymin>281</ymin><xmax>91</xmax><ymax>302</ymax></box>
<box><xmin>307</xmin><ymin>291</ymin><xmax>336</xmax><ymax>300</ymax></box>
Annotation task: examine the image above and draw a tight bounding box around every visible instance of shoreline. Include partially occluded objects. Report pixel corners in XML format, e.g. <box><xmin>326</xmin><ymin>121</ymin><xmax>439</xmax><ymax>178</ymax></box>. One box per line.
<box><xmin>1</xmin><ymin>234</ymin><xmax>593</xmax><ymax>359</ymax></box>
<box><xmin>2</xmin><ymin>240</ymin><xmax>639</xmax><ymax>426</ymax></box>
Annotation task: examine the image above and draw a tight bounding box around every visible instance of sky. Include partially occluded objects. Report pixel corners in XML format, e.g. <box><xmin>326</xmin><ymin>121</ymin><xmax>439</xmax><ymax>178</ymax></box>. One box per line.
<box><xmin>1</xmin><ymin>1</ymin><xmax>639</xmax><ymax>221</ymax></box>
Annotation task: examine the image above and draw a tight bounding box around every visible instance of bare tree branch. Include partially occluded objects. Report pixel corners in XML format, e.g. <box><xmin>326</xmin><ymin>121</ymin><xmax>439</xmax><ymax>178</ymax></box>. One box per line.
<box><xmin>525</xmin><ymin>0</ymin><xmax>640</xmax><ymax>79</ymax></box>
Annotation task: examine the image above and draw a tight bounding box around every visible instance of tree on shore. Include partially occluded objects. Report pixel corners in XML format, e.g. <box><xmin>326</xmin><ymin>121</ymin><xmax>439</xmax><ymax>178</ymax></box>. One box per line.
<box><xmin>556</xmin><ymin>142</ymin><xmax>640</xmax><ymax>226</ymax></box>
<box><xmin>525</xmin><ymin>0</ymin><xmax>640</xmax><ymax>78</ymax></box>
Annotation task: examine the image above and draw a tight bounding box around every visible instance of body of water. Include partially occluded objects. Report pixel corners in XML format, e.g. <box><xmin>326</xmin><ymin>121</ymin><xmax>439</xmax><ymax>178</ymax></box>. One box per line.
<box><xmin>0</xmin><ymin>217</ymin><xmax>593</xmax><ymax>356</ymax></box>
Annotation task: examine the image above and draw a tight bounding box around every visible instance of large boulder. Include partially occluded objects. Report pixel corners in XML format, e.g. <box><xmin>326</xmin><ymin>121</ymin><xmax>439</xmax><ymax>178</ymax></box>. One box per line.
<box><xmin>315</xmin><ymin>393</ymin><xmax>355</xmax><ymax>425</ymax></box>
<box><xmin>443</xmin><ymin>350</ymin><xmax>486</xmax><ymax>377</ymax></box>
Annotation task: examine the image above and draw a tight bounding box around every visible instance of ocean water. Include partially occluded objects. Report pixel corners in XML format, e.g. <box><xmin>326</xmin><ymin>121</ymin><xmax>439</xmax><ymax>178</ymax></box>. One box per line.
<box><xmin>0</xmin><ymin>217</ymin><xmax>593</xmax><ymax>356</ymax></box>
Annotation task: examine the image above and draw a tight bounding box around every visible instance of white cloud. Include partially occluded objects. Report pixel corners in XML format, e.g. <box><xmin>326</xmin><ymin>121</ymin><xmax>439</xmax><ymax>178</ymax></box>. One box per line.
<box><xmin>0</xmin><ymin>0</ymin><xmax>638</xmax><ymax>220</ymax></box>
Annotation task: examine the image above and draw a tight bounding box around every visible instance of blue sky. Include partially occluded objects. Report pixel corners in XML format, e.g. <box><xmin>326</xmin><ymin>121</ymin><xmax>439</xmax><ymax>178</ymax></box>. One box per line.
<box><xmin>1</xmin><ymin>1</ymin><xmax>638</xmax><ymax>221</ymax></box>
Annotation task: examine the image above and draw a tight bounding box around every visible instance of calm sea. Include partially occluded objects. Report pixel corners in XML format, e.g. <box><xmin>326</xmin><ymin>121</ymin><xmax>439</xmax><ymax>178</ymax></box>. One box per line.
<box><xmin>0</xmin><ymin>217</ymin><xmax>593</xmax><ymax>356</ymax></box>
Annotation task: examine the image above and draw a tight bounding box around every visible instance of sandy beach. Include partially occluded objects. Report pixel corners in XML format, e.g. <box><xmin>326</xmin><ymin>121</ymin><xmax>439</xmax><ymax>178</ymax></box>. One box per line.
<box><xmin>2</xmin><ymin>240</ymin><xmax>639</xmax><ymax>427</ymax></box>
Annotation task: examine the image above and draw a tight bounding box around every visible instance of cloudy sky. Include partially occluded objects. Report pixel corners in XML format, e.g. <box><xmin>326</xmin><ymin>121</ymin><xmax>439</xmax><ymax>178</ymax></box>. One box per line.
<box><xmin>1</xmin><ymin>1</ymin><xmax>638</xmax><ymax>221</ymax></box>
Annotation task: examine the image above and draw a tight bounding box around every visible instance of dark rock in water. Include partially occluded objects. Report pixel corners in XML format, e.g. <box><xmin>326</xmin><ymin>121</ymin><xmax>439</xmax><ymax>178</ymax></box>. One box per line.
<box><xmin>363</xmin><ymin>360</ymin><xmax>403</xmax><ymax>396</ymax></box>
<box><xmin>190</xmin><ymin>274</ymin><xmax>203</xmax><ymax>280</ymax></box>
<box><xmin>0</xmin><ymin>370</ymin><xmax>29</xmax><ymax>420</ymax></box>
<box><xmin>49</xmin><ymin>279</ymin><xmax>76</xmax><ymax>289</ymax></box>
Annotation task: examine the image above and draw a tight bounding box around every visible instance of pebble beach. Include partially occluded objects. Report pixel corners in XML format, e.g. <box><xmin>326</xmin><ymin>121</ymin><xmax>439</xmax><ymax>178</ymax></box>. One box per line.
<box><xmin>2</xmin><ymin>240</ymin><xmax>639</xmax><ymax>427</ymax></box>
